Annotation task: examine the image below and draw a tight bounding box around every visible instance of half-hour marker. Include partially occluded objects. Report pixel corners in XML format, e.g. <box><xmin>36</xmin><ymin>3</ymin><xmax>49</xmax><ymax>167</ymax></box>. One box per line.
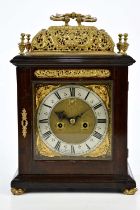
<box><xmin>93</xmin><ymin>131</ymin><xmax>103</xmax><ymax>140</ymax></box>
<box><xmin>97</xmin><ymin>119</ymin><xmax>107</xmax><ymax>123</ymax></box>
<box><xmin>43</xmin><ymin>131</ymin><xmax>52</xmax><ymax>139</ymax></box>
<box><xmin>93</xmin><ymin>103</ymin><xmax>102</xmax><ymax>110</ymax></box>
<box><xmin>54</xmin><ymin>91</ymin><xmax>61</xmax><ymax>100</ymax></box>
<box><xmin>71</xmin><ymin>145</ymin><xmax>75</xmax><ymax>154</ymax></box>
<box><xmin>84</xmin><ymin>91</ymin><xmax>90</xmax><ymax>100</ymax></box>
<box><xmin>86</xmin><ymin>143</ymin><xmax>91</xmax><ymax>150</ymax></box>
<box><xmin>39</xmin><ymin>119</ymin><xmax>48</xmax><ymax>123</ymax></box>
<box><xmin>54</xmin><ymin>141</ymin><xmax>61</xmax><ymax>151</ymax></box>
<box><xmin>70</xmin><ymin>87</ymin><xmax>75</xmax><ymax>97</ymax></box>
<box><xmin>43</xmin><ymin>104</ymin><xmax>52</xmax><ymax>109</ymax></box>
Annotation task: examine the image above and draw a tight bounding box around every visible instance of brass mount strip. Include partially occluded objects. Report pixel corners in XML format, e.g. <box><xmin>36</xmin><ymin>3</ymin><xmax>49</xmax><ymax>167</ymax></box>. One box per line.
<box><xmin>21</xmin><ymin>108</ymin><xmax>28</xmax><ymax>138</ymax></box>
<box><xmin>34</xmin><ymin>69</ymin><xmax>111</xmax><ymax>79</ymax></box>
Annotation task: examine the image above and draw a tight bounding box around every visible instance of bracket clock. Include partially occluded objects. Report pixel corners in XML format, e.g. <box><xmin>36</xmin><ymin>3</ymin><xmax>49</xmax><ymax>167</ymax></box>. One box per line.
<box><xmin>10</xmin><ymin>12</ymin><xmax>137</xmax><ymax>195</ymax></box>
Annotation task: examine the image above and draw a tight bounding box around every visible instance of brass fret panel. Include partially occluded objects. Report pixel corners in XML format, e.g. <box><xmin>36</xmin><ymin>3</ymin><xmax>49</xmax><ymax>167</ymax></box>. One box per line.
<box><xmin>34</xmin><ymin>69</ymin><xmax>111</xmax><ymax>79</ymax></box>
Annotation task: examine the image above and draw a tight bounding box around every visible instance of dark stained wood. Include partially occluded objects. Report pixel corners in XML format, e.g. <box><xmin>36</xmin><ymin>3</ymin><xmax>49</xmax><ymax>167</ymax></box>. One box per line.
<box><xmin>11</xmin><ymin>55</ymin><xmax>135</xmax><ymax>67</ymax></box>
<box><xmin>11</xmin><ymin>54</ymin><xmax>136</xmax><ymax>193</ymax></box>
<box><xmin>11</xmin><ymin>173</ymin><xmax>136</xmax><ymax>193</ymax></box>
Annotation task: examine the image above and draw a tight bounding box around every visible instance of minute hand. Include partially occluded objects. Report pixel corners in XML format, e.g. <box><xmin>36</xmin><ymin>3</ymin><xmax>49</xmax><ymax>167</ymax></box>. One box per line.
<box><xmin>74</xmin><ymin>109</ymin><xmax>90</xmax><ymax>122</ymax></box>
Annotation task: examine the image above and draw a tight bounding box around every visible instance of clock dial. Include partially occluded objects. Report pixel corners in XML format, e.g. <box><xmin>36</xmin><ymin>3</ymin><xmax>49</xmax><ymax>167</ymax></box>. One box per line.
<box><xmin>37</xmin><ymin>85</ymin><xmax>108</xmax><ymax>156</ymax></box>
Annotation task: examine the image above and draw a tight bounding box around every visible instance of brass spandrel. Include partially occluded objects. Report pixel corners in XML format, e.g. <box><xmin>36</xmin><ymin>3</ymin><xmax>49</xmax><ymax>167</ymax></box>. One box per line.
<box><xmin>36</xmin><ymin>85</ymin><xmax>60</xmax><ymax>109</ymax></box>
<box><xmin>36</xmin><ymin>135</ymin><xmax>61</xmax><ymax>157</ymax></box>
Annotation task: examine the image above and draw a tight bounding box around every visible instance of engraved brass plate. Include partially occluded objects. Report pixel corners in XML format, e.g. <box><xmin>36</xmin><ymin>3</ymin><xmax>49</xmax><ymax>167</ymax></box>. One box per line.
<box><xmin>34</xmin><ymin>69</ymin><xmax>111</xmax><ymax>79</ymax></box>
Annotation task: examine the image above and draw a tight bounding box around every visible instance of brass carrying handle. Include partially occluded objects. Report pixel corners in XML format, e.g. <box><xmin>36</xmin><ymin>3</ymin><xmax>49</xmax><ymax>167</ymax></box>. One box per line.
<box><xmin>50</xmin><ymin>12</ymin><xmax>97</xmax><ymax>26</ymax></box>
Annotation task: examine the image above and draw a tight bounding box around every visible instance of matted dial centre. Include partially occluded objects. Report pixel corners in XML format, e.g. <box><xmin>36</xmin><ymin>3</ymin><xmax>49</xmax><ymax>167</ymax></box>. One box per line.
<box><xmin>49</xmin><ymin>98</ymin><xmax>96</xmax><ymax>144</ymax></box>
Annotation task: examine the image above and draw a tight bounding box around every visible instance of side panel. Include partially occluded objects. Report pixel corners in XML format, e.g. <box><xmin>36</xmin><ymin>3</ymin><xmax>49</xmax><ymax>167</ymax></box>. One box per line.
<box><xmin>112</xmin><ymin>67</ymin><xmax>128</xmax><ymax>175</ymax></box>
<box><xmin>17</xmin><ymin>68</ymin><xmax>33</xmax><ymax>174</ymax></box>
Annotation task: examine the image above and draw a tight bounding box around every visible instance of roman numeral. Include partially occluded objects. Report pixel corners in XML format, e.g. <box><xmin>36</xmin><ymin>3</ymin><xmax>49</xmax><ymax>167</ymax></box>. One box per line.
<box><xmin>97</xmin><ymin>119</ymin><xmax>107</xmax><ymax>123</ymax></box>
<box><xmin>93</xmin><ymin>131</ymin><xmax>103</xmax><ymax>140</ymax></box>
<box><xmin>70</xmin><ymin>87</ymin><xmax>75</xmax><ymax>97</ymax></box>
<box><xmin>84</xmin><ymin>91</ymin><xmax>90</xmax><ymax>100</ymax></box>
<box><xmin>71</xmin><ymin>145</ymin><xmax>75</xmax><ymax>154</ymax></box>
<box><xmin>54</xmin><ymin>91</ymin><xmax>61</xmax><ymax>100</ymax></box>
<box><xmin>93</xmin><ymin>103</ymin><xmax>102</xmax><ymax>110</ymax></box>
<box><xmin>54</xmin><ymin>141</ymin><xmax>61</xmax><ymax>151</ymax></box>
<box><xmin>86</xmin><ymin>143</ymin><xmax>91</xmax><ymax>150</ymax></box>
<box><xmin>39</xmin><ymin>119</ymin><xmax>48</xmax><ymax>123</ymax></box>
<box><xmin>43</xmin><ymin>131</ymin><xmax>52</xmax><ymax>139</ymax></box>
<box><xmin>43</xmin><ymin>104</ymin><xmax>52</xmax><ymax>109</ymax></box>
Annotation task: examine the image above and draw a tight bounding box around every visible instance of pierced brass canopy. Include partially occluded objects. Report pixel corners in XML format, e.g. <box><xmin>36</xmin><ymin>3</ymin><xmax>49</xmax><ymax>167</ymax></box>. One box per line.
<box><xmin>30</xmin><ymin>26</ymin><xmax>115</xmax><ymax>55</ymax></box>
<box><xmin>18</xmin><ymin>12</ymin><xmax>129</xmax><ymax>56</ymax></box>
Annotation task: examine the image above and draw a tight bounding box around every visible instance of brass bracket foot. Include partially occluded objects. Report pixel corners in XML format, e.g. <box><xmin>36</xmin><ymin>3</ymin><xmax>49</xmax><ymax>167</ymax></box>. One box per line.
<box><xmin>11</xmin><ymin>188</ymin><xmax>25</xmax><ymax>195</ymax></box>
<box><xmin>123</xmin><ymin>188</ymin><xmax>137</xmax><ymax>195</ymax></box>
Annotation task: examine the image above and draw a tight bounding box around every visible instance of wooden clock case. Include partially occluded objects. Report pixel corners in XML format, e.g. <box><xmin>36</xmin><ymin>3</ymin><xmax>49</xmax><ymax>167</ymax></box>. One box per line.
<box><xmin>10</xmin><ymin>55</ymin><xmax>136</xmax><ymax>194</ymax></box>
<box><xmin>10</xmin><ymin>13</ymin><xmax>137</xmax><ymax>194</ymax></box>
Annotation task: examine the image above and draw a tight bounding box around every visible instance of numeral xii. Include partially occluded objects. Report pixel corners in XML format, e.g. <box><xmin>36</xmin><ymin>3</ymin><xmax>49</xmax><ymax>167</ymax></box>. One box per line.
<box><xmin>70</xmin><ymin>87</ymin><xmax>75</xmax><ymax>97</ymax></box>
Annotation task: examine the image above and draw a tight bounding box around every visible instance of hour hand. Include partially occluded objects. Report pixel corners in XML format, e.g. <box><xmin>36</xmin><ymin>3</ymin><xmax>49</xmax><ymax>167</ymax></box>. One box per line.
<box><xmin>55</xmin><ymin>111</ymin><xmax>68</xmax><ymax>121</ymax></box>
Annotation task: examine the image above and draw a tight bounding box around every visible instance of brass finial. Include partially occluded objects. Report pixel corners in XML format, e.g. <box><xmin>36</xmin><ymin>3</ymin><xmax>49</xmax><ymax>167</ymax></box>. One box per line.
<box><xmin>123</xmin><ymin>33</ymin><xmax>129</xmax><ymax>54</ymax></box>
<box><xmin>117</xmin><ymin>33</ymin><xmax>129</xmax><ymax>55</ymax></box>
<box><xmin>50</xmin><ymin>12</ymin><xmax>97</xmax><ymax>26</ymax></box>
<box><xmin>25</xmin><ymin>34</ymin><xmax>31</xmax><ymax>53</ymax></box>
<box><xmin>117</xmin><ymin>34</ymin><xmax>123</xmax><ymax>54</ymax></box>
<box><xmin>18</xmin><ymin>33</ymin><xmax>26</xmax><ymax>55</ymax></box>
